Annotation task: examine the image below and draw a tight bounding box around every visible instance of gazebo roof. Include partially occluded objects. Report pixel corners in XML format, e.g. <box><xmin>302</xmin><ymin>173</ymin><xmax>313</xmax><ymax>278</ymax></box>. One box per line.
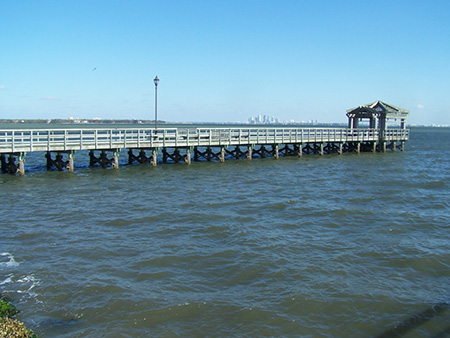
<box><xmin>346</xmin><ymin>100</ymin><xmax>409</xmax><ymax>120</ymax></box>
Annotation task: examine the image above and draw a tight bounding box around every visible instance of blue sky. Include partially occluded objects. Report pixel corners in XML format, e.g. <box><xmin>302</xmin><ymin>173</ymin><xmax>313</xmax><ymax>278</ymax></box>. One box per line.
<box><xmin>1</xmin><ymin>0</ymin><xmax>449</xmax><ymax>125</ymax></box>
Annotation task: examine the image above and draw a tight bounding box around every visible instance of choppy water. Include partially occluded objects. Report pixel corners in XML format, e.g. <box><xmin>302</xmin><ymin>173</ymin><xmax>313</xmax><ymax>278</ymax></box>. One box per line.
<box><xmin>1</xmin><ymin>127</ymin><xmax>449</xmax><ymax>337</ymax></box>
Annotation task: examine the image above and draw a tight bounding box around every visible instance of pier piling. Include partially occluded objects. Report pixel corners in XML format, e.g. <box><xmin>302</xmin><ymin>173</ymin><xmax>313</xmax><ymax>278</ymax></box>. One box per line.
<box><xmin>18</xmin><ymin>153</ymin><xmax>25</xmax><ymax>176</ymax></box>
<box><xmin>247</xmin><ymin>146</ymin><xmax>253</xmax><ymax>160</ymax></box>
<box><xmin>273</xmin><ymin>145</ymin><xmax>279</xmax><ymax>159</ymax></box>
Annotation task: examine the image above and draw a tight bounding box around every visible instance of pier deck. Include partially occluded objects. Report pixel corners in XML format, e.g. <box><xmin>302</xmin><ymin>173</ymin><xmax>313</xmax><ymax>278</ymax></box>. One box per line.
<box><xmin>0</xmin><ymin>127</ymin><xmax>410</xmax><ymax>174</ymax></box>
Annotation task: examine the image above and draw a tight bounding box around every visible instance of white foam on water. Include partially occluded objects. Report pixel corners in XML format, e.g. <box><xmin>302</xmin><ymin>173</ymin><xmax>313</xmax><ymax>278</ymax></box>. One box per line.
<box><xmin>16</xmin><ymin>274</ymin><xmax>42</xmax><ymax>302</ymax></box>
<box><xmin>0</xmin><ymin>252</ymin><xmax>19</xmax><ymax>267</ymax></box>
<box><xmin>0</xmin><ymin>255</ymin><xmax>42</xmax><ymax>303</ymax></box>
<box><xmin>0</xmin><ymin>274</ymin><xmax>14</xmax><ymax>286</ymax></box>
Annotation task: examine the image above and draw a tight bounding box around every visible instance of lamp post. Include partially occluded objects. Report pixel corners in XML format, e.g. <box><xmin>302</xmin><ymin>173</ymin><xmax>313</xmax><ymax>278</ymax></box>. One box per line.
<box><xmin>154</xmin><ymin>76</ymin><xmax>159</xmax><ymax>131</ymax></box>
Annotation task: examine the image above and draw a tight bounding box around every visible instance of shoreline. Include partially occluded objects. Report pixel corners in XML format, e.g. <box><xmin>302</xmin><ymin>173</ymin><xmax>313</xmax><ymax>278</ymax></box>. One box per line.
<box><xmin>0</xmin><ymin>293</ymin><xmax>38</xmax><ymax>338</ymax></box>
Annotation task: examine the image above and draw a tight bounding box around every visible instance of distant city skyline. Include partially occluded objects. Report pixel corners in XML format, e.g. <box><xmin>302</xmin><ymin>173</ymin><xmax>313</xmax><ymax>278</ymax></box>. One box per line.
<box><xmin>247</xmin><ymin>114</ymin><xmax>319</xmax><ymax>125</ymax></box>
<box><xmin>249</xmin><ymin>114</ymin><xmax>280</xmax><ymax>124</ymax></box>
<box><xmin>1</xmin><ymin>1</ymin><xmax>450</xmax><ymax>126</ymax></box>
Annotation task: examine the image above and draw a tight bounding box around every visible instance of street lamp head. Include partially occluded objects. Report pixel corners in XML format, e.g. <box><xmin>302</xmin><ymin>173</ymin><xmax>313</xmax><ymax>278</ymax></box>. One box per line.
<box><xmin>154</xmin><ymin>76</ymin><xmax>159</xmax><ymax>87</ymax></box>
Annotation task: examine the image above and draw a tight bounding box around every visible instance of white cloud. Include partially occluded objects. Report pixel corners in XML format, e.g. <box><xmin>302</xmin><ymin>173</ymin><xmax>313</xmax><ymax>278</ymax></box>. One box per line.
<box><xmin>0</xmin><ymin>85</ymin><xmax>6</xmax><ymax>90</ymax></box>
<box><xmin>417</xmin><ymin>104</ymin><xmax>425</xmax><ymax>109</ymax></box>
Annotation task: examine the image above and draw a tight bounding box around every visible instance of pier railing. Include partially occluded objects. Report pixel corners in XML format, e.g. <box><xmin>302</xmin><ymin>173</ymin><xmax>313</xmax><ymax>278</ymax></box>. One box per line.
<box><xmin>0</xmin><ymin>127</ymin><xmax>409</xmax><ymax>153</ymax></box>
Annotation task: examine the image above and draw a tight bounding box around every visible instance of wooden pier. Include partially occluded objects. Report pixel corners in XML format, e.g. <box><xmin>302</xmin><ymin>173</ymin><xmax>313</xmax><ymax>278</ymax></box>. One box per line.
<box><xmin>0</xmin><ymin>127</ymin><xmax>409</xmax><ymax>175</ymax></box>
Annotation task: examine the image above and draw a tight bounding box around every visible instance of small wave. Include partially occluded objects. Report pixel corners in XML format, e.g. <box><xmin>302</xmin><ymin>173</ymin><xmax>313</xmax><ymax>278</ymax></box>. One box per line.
<box><xmin>16</xmin><ymin>274</ymin><xmax>40</xmax><ymax>287</ymax></box>
<box><xmin>1</xmin><ymin>272</ymin><xmax>42</xmax><ymax>304</ymax></box>
<box><xmin>267</xmin><ymin>199</ymin><xmax>299</xmax><ymax>211</ymax></box>
<box><xmin>15</xmin><ymin>274</ymin><xmax>42</xmax><ymax>303</ymax></box>
<box><xmin>0</xmin><ymin>274</ymin><xmax>13</xmax><ymax>286</ymax></box>
<box><xmin>420</xmin><ymin>180</ymin><xmax>447</xmax><ymax>189</ymax></box>
<box><xmin>0</xmin><ymin>252</ymin><xmax>19</xmax><ymax>268</ymax></box>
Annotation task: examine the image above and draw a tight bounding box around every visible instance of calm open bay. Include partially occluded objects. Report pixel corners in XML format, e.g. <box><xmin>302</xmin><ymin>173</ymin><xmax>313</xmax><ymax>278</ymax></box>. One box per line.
<box><xmin>1</xmin><ymin>127</ymin><xmax>449</xmax><ymax>337</ymax></box>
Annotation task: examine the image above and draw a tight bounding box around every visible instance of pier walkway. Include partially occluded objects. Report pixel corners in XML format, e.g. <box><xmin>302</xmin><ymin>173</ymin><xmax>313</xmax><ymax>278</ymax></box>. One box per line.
<box><xmin>0</xmin><ymin>127</ymin><xmax>409</xmax><ymax>175</ymax></box>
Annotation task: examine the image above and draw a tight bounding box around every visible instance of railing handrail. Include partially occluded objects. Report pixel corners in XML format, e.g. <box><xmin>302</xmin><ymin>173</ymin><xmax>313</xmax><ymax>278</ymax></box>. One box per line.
<box><xmin>0</xmin><ymin>127</ymin><xmax>410</xmax><ymax>153</ymax></box>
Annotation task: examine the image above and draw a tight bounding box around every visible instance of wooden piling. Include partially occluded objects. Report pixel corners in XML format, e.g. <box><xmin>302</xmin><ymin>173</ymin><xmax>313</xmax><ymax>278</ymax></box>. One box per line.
<box><xmin>298</xmin><ymin>144</ymin><xmax>303</xmax><ymax>157</ymax></box>
<box><xmin>112</xmin><ymin>151</ymin><xmax>119</xmax><ymax>169</ymax></box>
<box><xmin>247</xmin><ymin>146</ymin><xmax>253</xmax><ymax>160</ymax></box>
<box><xmin>273</xmin><ymin>145</ymin><xmax>279</xmax><ymax>159</ymax></box>
<box><xmin>0</xmin><ymin>154</ymin><xmax>6</xmax><ymax>173</ymax></box>
<box><xmin>18</xmin><ymin>153</ymin><xmax>25</xmax><ymax>176</ymax></box>
<box><xmin>68</xmin><ymin>152</ymin><xmax>75</xmax><ymax>173</ymax></box>
<box><xmin>151</xmin><ymin>149</ymin><xmax>158</xmax><ymax>167</ymax></box>
<box><xmin>185</xmin><ymin>148</ymin><xmax>192</xmax><ymax>165</ymax></box>
<box><xmin>4</xmin><ymin>154</ymin><xmax>18</xmax><ymax>175</ymax></box>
